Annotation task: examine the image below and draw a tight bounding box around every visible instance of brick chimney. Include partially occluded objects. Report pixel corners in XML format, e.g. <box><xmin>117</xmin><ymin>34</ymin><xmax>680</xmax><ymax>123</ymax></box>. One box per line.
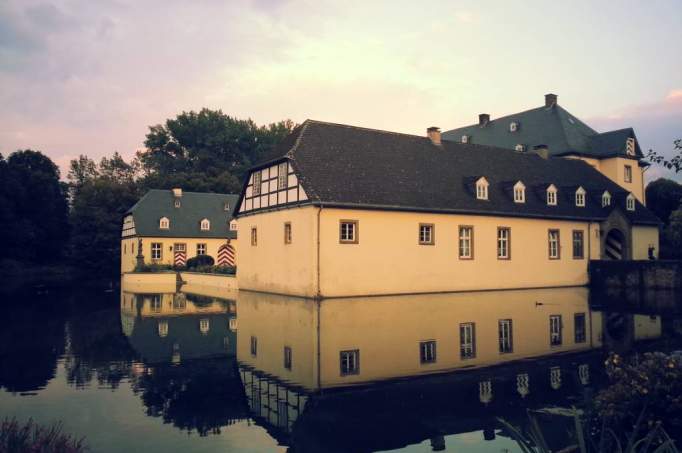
<box><xmin>478</xmin><ymin>113</ymin><xmax>490</xmax><ymax>126</ymax></box>
<box><xmin>545</xmin><ymin>93</ymin><xmax>557</xmax><ymax>107</ymax></box>
<box><xmin>427</xmin><ymin>127</ymin><xmax>441</xmax><ymax>146</ymax></box>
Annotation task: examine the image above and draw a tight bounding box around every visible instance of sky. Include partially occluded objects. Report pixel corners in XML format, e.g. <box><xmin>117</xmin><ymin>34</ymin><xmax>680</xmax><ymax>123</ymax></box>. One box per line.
<box><xmin>1</xmin><ymin>0</ymin><xmax>681</xmax><ymax>182</ymax></box>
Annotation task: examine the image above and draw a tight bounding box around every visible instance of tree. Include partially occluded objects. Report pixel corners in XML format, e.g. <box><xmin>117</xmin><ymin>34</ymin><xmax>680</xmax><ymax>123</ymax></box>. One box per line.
<box><xmin>646</xmin><ymin>139</ymin><xmax>682</xmax><ymax>173</ymax></box>
<box><xmin>664</xmin><ymin>208</ymin><xmax>682</xmax><ymax>259</ymax></box>
<box><xmin>645</xmin><ymin>179</ymin><xmax>682</xmax><ymax>225</ymax></box>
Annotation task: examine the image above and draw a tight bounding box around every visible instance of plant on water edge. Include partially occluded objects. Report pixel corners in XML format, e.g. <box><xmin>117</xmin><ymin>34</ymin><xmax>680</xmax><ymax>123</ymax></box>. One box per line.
<box><xmin>0</xmin><ymin>417</ymin><xmax>88</xmax><ymax>453</ymax></box>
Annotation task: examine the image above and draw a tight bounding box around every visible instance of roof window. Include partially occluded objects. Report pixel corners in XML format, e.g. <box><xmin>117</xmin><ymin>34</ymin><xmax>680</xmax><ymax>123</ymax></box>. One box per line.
<box><xmin>475</xmin><ymin>177</ymin><xmax>489</xmax><ymax>200</ymax></box>
<box><xmin>159</xmin><ymin>217</ymin><xmax>170</xmax><ymax>229</ymax></box>
<box><xmin>575</xmin><ymin>187</ymin><xmax>586</xmax><ymax>207</ymax></box>
<box><xmin>546</xmin><ymin>185</ymin><xmax>558</xmax><ymax>206</ymax></box>
<box><xmin>461</xmin><ymin>135</ymin><xmax>470</xmax><ymax>144</ymax></box>
<box><xmin>509</xmin><ymin>122</ymin><xmax>519</xmax><ymax>132</ymax></box>
<box><xmin>513</xmin><ymin>181</ymin><xmax>525</xmax><ymax>203</ymax></box>
<box><xmin>515</xmin><ymin>144</ymin><xmax>525</xmax><ymax>152</ymax></box>
<box><xmin>200</xmin><ymin>218</ymin><xmax>210</xmax><ymax>231</ymax></box>
<box><xmin>602</xmin><ymin>191</ymin><xmax>611</xmax><ymax>207</ymax></box>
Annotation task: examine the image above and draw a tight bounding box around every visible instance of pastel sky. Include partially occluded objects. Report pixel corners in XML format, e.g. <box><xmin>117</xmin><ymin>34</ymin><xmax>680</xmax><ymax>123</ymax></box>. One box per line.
<box><xmin>1</xmin><ymin>0</ymin><xmax>681</xmax><ymax>182</ymax></box>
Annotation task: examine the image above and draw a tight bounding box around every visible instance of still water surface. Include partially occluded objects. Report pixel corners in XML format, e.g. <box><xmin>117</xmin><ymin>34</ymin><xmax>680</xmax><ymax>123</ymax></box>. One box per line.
<box><xmin>0</xmin><ymin>282</ymin><xmax>680</xmax><ymax>452</ymax></box>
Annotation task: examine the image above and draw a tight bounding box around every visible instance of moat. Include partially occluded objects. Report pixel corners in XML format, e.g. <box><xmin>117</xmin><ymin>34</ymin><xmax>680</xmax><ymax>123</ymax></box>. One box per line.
<box><xmin>1</xmin><ymin>281</ymin><xmax>680</xmax><ymax>453</ymax></box>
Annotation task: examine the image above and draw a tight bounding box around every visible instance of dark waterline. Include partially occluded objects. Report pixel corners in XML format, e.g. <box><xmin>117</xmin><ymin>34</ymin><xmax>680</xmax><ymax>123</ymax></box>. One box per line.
<box><xmin>0</xmin><ymin>283</ymin><xmax>680</xmax><ymax>453</ymax></box>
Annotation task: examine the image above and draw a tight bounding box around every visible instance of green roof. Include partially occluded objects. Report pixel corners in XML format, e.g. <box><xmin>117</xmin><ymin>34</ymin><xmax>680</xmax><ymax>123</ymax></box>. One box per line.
<box><xmin>126</xmin><ymin>190</ymin><xmax>238</xmax><ymax>239</ymax></box>
<box><xmin>442</xmin><ymin>102</ymin><xmax>643</xmax><ymax>159</ymax></box>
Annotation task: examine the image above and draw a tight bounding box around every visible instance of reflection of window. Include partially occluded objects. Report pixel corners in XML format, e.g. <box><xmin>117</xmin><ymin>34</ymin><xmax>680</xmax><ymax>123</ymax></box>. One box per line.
<box><xmin>196</xmin><ymin>243</ymin><xmax>207</xmax><ymax>255</ymax></box>
<box><xmin>517</xmin><ymin>373</ymin><xmax>530</xmax><ymax>398</ymax></box>
<box><xmin>499</xmin><ymin>319</ymin><xmax>513</xmax><ymax>353</ymax></box>
<box><xmin>250</xmin><ymin>336</ymin><xmax>258</xmax><ymax>356</ymax></box>
<box><xmin>602</xmin><ymin>191</ymin><xmax>611</xmax><ymax>207</ymax></box>
<box><xmin>550</xmin><ymin>315</ymin><xmax>562</xmax><ymax>346</ymax></box>
<box><xmin>459</xmin><ymin>226</ymin><xmax>473</xmax><ymax>259</ymax></box>
<box><xmin>199</xmin><ymin>318</ymin><xmax>210</xmax><ymax>334</ymax></box>
<box><xmin>283</xmin><ymin>346</ymin><xmax>292</xmax><ymax>370</ymax></box>
<box><xmin>150</xmin><ymin>295</ymin><xmax>162</xmax><ymax>312</ymax></box>
<box><xmin>479</xmin><ymin>380</ymin><xmax>493</xmax><ymax>404</ymax></box>
<box><xmin>419</xmin><ymin>224</ymin><xmax>434</xmax><ymax>245</ymax></box>
<box><xmin>548</xmin><ymin>229</ymin><xmax>560</xmax><ymax>259</ymax></box>
<box><xmin>339</xmin><ymin>221</ymin><xmax>358</xmax><ymax>243</ymax></box>
<box><xmin>340</xmin><ymin>349</ymin><xmax>360</xmax><ymax>376</ymax></box>
<box><xmin>158</xmin><ymin>320</ymin><xmax>168</xmax><ymax>337</ymax></box>
<box><xmin>574</xmin><ymin>313</ymin><xmax>586</xmax><ymax>343</ymax></box>
<box><xmin>229</xmin><ymin>220</ymin><xmax>238</xmax><ymax>231</ymax></box>
<box><xmin>229</xmin><ymin>318</ymin><xmax>237</xmax><ymax>332</ymax></box>
<box><xmin>419</xmin><ymin>340</ymin><xmax>437</xmax><ymax>364</ymax></box>
<box><xmin>460</xmin><ymin>323</ymin><xmax>476</xmax><ymax>359</ymax></box>
<box><xmin>550</xmin><ymin>366</ymin><xmax>562</xmax><ymax>390</ymax></box>
<box><xmin>151</xmin><ymin>243</ymin><xmax>162</xmax><ymax>260</ymax></box>
<box><xmin>497</xmin><ymin>228</ymin><xmax>510</xmax><ymax>259</ymax></box>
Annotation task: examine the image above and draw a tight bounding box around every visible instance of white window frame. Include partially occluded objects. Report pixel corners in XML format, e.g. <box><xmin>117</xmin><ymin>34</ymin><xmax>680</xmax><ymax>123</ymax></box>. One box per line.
<box><xmin>509</xmin><ymin>122</ymin><xmax>518</xmax><ymax>132</ymax></box>
<box><xmin>513</xmin><ymin>181</ymin><xmax>525</xmax><ymax>203</ymax></box>
<box><xmin>575</xmin><ymin>187</ymin><xmax>586</xmax><ymax>207</ymax></box>
<box><xmin>546</xmin><ymin>185</ymin><xmax>558</xmax><ymax>206</ymax></box>
<box><xmin>229</xmin><ymin>220</ymin><xmax>238</xmax><ymax>231</ymax></box>
<box><xmin>461</xmin><ymin>135</ymin><xmax>469</xmax><ymax>144</ymax></box>
<box><xmin>340</xmin><ymin>349</ymin><xmax>360</xmax><ymax>375</ymax></box>
<box><xmin>624</xmin><ymin>164</ymin><xmax>632</xmax><ymax>183</ymax></box>
<box><xmin>460</xmin><ymin>322</ymin><xmax>476</xmax><ymax>359</ymax></box>
<box><xmin>459</xmin><ymin>226</ymin><xmax>473</xmax><ymax>259</ymax></box>
<box><xmin>626</xmin><ymin>194</ymin><xmax>635</xmax><ymax>211</ymax></box>
<box><xmin>475</xmin><ymin>177</ymin><xmax>489</xmax><ymax>200</ymax></box>
<box><xmin>159</xmin><ymin>217</ymin><xmax>170</xmax><ymax>230</ymax></box>
<box><xmin>548</xmin><ymin>229</ymin><xmax>560</xmax><ymax>259</ymax></box>
<box><xmin>340</xmin><ymin>220</ymin><xmax>358</xmax><ymax>243</ymax></box>
<box><xmin>277</xmin><ymin>162</ymin><xmax>288</xmax><ymax>190</ymax></box>
<box><xmin>515</xmin><ymin>144</ymin><xmax>525</xmax><ymax>152</ymax></box>
<box><xmin>497</xmin><ymin>227</ymin><xmax>510</xmax><ymax>259</ymax></box>
<box><xmin>151</xmin><ymin>242</ymin><xmax>163</xmax><ymax>260</ymax></box>
<box><xmin>199</xmin><ymin>318</ymin><xmax>210</xmax><ymax>334</ymax></box>
<box><xmin>419</xmin><ymin>223</ymin><xmax>434</xmax><ymax>245</ymax></box>
<box><xmin>499</xmin><ymin>319</ymin><xmax>513</xmax><ymax>354</ymax></box>
<box><xmin>550</xmin><ymin>315</ymin><xmax>562</xmax><ymax>346</ymax></box>
<box><xmin>602</xmin><ymin>191</ymin><xmax>611</xmax><ymax>207</ymax></box>
<box><xmin>200</xmin><ymin>218</ymin><xmax>210</xmax><ymax>231</ymax></box>
<box><xmin>174</xmin><ymin>199</ymin><xmax>181</xmax><ymax>208</ymax></box>
<box><xmin>420</xmin><ymin>340</ymin><xmax>437</xmax><ymax>364</ymax></box>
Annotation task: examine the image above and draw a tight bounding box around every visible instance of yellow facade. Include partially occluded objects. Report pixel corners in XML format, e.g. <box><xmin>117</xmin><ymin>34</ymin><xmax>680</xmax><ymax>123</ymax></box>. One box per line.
<box><xmin>120</xmin><ymin>236</ymin><xmax>238</xmax><ymax>273</ymax></box>
<box><xmin>566</xmin><ymin>156</ymin><xmax>646</xmax><ymax>205</ymax></box>
<box><xmin>632</xmin><ymin>226</ymin><xmax>660</xmax><ymax>260</ymax></box>
<box><xmin>236</xmin><ymin>287</ymin><xmax>604</xmax><ymax>391</ymax></box>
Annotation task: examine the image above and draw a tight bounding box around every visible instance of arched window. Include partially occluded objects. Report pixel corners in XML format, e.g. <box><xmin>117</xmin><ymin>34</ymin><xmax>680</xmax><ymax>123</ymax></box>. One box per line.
<box><xmin>546</xmin><ymin>184</ymin><xmax>558</xmax><ymax>206</ymax></box>
<box><xmin>200</xmin><ymin>218</ymin><xmax>210</xmax><ymax>231</ymax></box>
<box><xmin>475</xmin><ymin>177</ymin><xmax>489</xmax><ymax>200</ymax></box>
<box><xmin>602</xmin><ymin>191</ymin><xmax>611</xmax><ymax>207</ymax></box>
<box><xmin>575</xmin><ymin>187</ymin><xmax>586</xmax><ymax>207</ymax></box>
<box><xmin>513</xmin><ymin>181</ymin><xmax>525</xmax><ymax>203</ymax></box>
<box><xmin>159</xmin><ymin>217</ymin><xmax>170</xmax><ymax>229</ymax></box>
<box><xmin>626</xmin><ymin>193</ymin><xmax>636</xmax><ymax>211</ymax></box>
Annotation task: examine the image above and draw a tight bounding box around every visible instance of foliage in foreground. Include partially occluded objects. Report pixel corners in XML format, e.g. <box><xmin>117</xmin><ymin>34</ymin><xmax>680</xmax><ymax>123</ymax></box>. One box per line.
<box><xmin>0</xmin><ymin>418</ymin><xmax>87</xmax><ymax>453</ymax></box>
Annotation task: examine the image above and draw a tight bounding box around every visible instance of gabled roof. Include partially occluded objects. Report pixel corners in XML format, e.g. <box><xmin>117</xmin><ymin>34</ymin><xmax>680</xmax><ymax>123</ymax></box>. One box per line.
<box><xmin>126</xmin><ymin>190</ymin><xmax>239</xmax><ymax>238</ymax></box>
<box><xmin>239</xmin><ymin>120</ymin><xmax>660</xmax><ymax>225</ymax></box>
<box><xmin>442</xmin><ymin>102</ymin><xmax>644</xmax><ymax>159</ymax></box>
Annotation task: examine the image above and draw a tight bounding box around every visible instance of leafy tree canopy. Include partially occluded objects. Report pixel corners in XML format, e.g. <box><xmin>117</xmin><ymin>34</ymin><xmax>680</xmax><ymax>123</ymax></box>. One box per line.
<box><xmin>645</xmin><ymin>178</ymin><xmax>682</xmax><ymax>225</ymax></box>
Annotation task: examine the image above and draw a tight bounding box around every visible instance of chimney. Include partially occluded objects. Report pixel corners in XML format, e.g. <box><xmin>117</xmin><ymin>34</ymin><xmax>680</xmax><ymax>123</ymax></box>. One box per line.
<box><xmin>172</xmin><ymin>188</ymin><xmax>182</xmax><ymax>198</ymax></box>
<box><xmin>545</xmin><ymin>93</ymin><xmax>557</xmax><ymax>107</ymax></box>
<box><xmin>427</xmin><ymin>127</ymin><xmax>441</xmax><ymax>146</ymax></box>
<box><xmin>533</xmin><ymin>144</ymin><xmax>549</xmax><ymax>159</ymax></box>
<box><xmin>478</xmin><ymin>113</ymin><xmax>490</xmax><ymax>126</ymax></box>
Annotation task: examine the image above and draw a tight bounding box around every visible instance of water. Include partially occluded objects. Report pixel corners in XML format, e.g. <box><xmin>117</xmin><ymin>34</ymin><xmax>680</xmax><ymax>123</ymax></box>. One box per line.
<box><xmin>0</xmin><ymin>282</ymin><xmax>680</xmax><ymax>452</ymax></box>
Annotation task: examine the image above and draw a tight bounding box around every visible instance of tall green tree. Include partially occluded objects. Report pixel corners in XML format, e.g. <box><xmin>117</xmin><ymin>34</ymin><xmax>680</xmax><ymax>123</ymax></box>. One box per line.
<box><xmin>645</xmin><ymin>178</ymin><xmax>682</xmax><ymax>225</ymax></box>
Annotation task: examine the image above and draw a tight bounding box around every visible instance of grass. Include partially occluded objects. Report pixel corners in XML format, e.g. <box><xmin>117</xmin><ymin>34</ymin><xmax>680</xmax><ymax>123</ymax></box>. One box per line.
<box><xmin>0</xmin><ymin>418</ymin><xmax>88</xmax><ymax>453</ymax></box>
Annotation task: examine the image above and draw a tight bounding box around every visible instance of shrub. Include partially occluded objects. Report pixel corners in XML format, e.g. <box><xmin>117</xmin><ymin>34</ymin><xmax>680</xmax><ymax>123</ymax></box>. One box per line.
<box><xmin>0</xmin><ymin>417</ymin><xmax>88</xmax><ymax>453</ymax></box>
<box><xmin>186</xmin><ymin>255</ymin><xmax>214</xmax><ymax>269</ymax></box>
<box><xmin>133</xmin><ymin>263</ymin><xmax>173</xmax><ymax>273</ymax></box>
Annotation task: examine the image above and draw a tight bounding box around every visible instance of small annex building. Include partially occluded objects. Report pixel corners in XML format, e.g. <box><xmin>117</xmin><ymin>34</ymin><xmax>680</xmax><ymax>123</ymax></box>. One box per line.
<box><xmin>121</xmin><ymin>189</ymin><xmax>239</xmax><ymax>273</ymax></box>
<box><xmin>234</xmin><ymin>119</ymin><xmax>660</xmax><ymax>298</ymax></box>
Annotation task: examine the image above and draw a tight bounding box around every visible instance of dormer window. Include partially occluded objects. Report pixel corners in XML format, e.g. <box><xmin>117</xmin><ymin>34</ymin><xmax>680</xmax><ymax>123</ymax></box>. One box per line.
<box><xmin>546</xmin><ymin>185</ymin><xmax>558</xmax><ymax>206</ymax></box>
<box><xmin>224</xmin><ymin>202</ymin><xmax>230</xmax><ymax>211</ymax></box>
<box><xmin>575</xmin><ymin>187</ymin><xmax>586</xmax><ymax>207</ymax></box>
<box><xmin>174</xmin><ymin>199</ymin><xmax>181</xmax><ymax>208</ymax></box>
<box><xmin>513</xmin><ymin>181</ymin><xmax>525</xmax><ymax>203</ymax></box>
<box><xmin>200</xmin><ymin>218</ymin><xmax>210</xmax><ymax>231</ymax></box>
<box><xmin>461</xmin><ymin>135</ymin><xmax>470</xmax><ymax>144</ymax></box>
<box><xmin>229</xmin><ymin>220</ymin><xmax>238</xmax><ymax>231</ymax></box>
<box><xmin>515</xmin><ymin>144</ymin><xmax>525</xmax><ymax>152</ymax></box>
<box><xmin>509</xmin><ymin>122</ymin><xmax>519</xmax><ymax>132</ymax></box>
<box><xmin>626</xmin><ymin>138</ymin><xmax>636</xmax><ymax>156</ymax></box>
<box><xmin>159</xmin><ymin>217</ymin><xmax>170</xmax><ymax>229</ymax></box>
<box><xmin>602</xmin><ymin>191</ymin><xmax>611</xmax><ymax>207</ymax></box>
<box><xmin>626</xmin><ymin>193</ymin><xmax>636</xmax><ymax>211</ymax></box>
<box><xmin>475</xmin><ymin>177</ymin><xmax>489</xmax><ymax>200</ymax></box>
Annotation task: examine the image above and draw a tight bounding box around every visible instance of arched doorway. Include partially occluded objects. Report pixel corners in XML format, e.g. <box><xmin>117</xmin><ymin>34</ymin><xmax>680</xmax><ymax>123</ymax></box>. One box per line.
<box><xmin>604</xmin><ymin>229</ymin><xmax>626</xmax><ymax>260</ymax></box>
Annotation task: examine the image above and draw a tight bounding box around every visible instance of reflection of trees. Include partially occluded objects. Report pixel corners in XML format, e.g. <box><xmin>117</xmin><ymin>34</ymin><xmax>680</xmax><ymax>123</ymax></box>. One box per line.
<box><xmin>131</xmin><ymin>357</ymin><xmax>248</xmax><ymax>436</ymax></box>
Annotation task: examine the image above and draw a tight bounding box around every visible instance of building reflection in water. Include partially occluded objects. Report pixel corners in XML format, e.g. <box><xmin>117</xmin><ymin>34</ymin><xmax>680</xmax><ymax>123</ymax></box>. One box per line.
<box><xmin>235</xmin><ymin>287</ymin><xmax>665</xmax><ymax>451</ymax></box>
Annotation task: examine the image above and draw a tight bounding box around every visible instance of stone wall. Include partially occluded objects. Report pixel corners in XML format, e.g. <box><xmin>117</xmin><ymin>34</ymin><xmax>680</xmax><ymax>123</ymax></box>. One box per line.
<box><xmin>589</xmin><ymin>260</ymin><xmax>682</xmax><ymax>290</ymax></box>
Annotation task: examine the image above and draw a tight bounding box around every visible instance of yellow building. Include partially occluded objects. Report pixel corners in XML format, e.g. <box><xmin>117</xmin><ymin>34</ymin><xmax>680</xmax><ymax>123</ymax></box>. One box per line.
<box><xmin>234</xmin><ymin>119</ymin><xmax>661</xmax><ymax>298</ymax></box>
<box><xmin>121</xmin><ymin>189</ymin><xmax>239</xmax><ymax>273</ymax></box>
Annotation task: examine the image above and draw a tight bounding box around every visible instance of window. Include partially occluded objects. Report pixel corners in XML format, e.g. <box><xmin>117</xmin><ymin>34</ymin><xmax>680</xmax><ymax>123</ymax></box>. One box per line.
<box><xmin>574</xmin><ymin>313</ymin><xmax>586</xmax><ymax>343</ymax></box>
<box><xmin>475</xmin><ymin>177</ymin><xmax>489</xmax><ymax>200</ymax></box>
<box><xmin>461</xmin><ymin>135</ymin><xmax>469</xmax><ymax>144</ymax></box>
<box><xmin>515</xmin><ymin>144</ymin><xmax>525</xmax><ymax>152</ymax></box>
<box><xmin>150</xmin><ymin>295</ymin><xmax>162</xmax><ymax>312</ymax></box>
<box><xmin>159</xmin><ymin>217</ymin><xmax>170</xmax><ymax>229</ymax></box>
<box><xmin>252</xmin><ymin>171</ymin><xmax>262</xmax><ymax>196</ymax></box>
<box><xmin>419</xmin><ymin>223</ymin><xmax>434</xmax><ymax>245</ymax></box>
<box><xmin>497</xmin><ymin>227</ymin><xmax>511</xmax><ymax>259</ymax></box>
<box><xmin>509</xmin><ymin>122</ymin><xmax>518</xmax><ymax>132</ymax></box>
<box><xmin>459</xmin><ymin>226</ymin><xmax>473</xmax><ymax>259</ymax></box>
<box><xmin>339</xmin><ymin>220</ymin><xmax>358</xmax><ymax>244</ymax></box>
<box><xmin>158</xmin><ymin>320</ymin><xmax>168</xmax><ymax>338</ymax></box>
<box><xmin>546</xmin><ymin>185</ymin><xmax>557</xmax><ymax>206</ymax></box>
<box><xmin>151</xmin><ymin>242</ymin><xmax>162</xmax><ymax>260</ymax></box>
<box><xmin>420</xmin><ymin>340</ymin><xmax>437</xmax><ymax>364</ymax></box>
<box><xmin>626</xmin><ymin>194</ymin><xmax>635</xmax><ymax>211</ymax></box>
<box><xmin>199</xmin><ymin>318</ymin><xmax>210</xmax><ymax>334</ymax></box>
<box><xmin>174</xmin><ymin>199</ymin><xmax>181</xmax><ymax>208</ymax></box>
<box><xmin>200</xmin><ymin>218</ymin><xmax>210</xmax><ymax>231</ymax></box>
<box><xmin>513</xmin><ymin>181</ymin><xmax>525</xmax><ymax>203</ymax></box>
<box><xmin>284</xmin><ymin>222</ymin><xmax>292</xmax><ymax>244</ymax></box>
<box><xmin>229</xmin><ymin>220</ymin><xmax>238</xmax><ymax>231</ymax></box>
<box><xmin>626</xmin><ymin>137</ymin><xmax>636</xmax><ymax>156</ymax></box>
<box><xmin>224</xmin><ymin>202</ymin><xmax>230</xmax><ymax>211</ymax></box>
<box><xmin>278</xmin><ymin>162</ymin><xmax>288</xmax><ymax>190</ymax></box>
<box><xmin>196</xmin><ymin>243</ymin><xmax>207</xmax><ymax>255</ymax></box>
<box><xmin>250</xmin><ymin>336</ymin><xmax>258</xmax><ymax>356</ymax></box>
<box><xmin>174</xmin><ymin>243</ymin><xmax>186</xmax><ymax>252</ymax></box>
<box><xmin>251</xmin><ymin>227</ymin><xmax>257</xmax><ymax>246</ymax></box>
<box><xmin>460</xmin><ymin>323</ymin><xmax>476</xmax><ymax>359</ymax></box>
<box><xmin>340</xmin><ymin>349</ymin><xmax>360</xmax><ymax>375</ymax></box>
<box><xmin>283</xmin><ymin>346</ymin><xmax>292</xmax><ymax>370</ymax></box>
<box><xmin>602</xmin><ymin>191</ymin><xmax>611</xmax><ymax>207</ymax></box>
<box><xmin>624</xmin><ymin>165</ymin><xmax>632</xmax><ymax>183</ymax></box>
<box><xmin>548</xmin><ymin>229</ymin><xmax>560</xmax><ymax>259</ymax></box>
<box><xmin>575</xmin><ymin>187</ymin><xmax>586</xmax><ymax>207</ymax></box>
<box><xmin>550</xmin><ymin>315</ymin><xmax>562</xmax><ymax>346</ymax></box>
<box><xmin>499</xmin><ymin>319</ymin><xmax>513</xmax><ymax>354</ymax></box>
<box><xmin>572</xmin><ymin>231</ymin><xmax>584</xmax><ymax>259</ymax></box>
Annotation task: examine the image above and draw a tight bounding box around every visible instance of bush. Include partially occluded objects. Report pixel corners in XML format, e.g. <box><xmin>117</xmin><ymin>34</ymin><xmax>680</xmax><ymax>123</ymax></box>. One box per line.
<box><xmin>0</xmin><ymin>417</ymin><xmax>88</xmax><ymax>452</ymax></box>
<box><xmin>186</xmin><ymin>255</ymin><xmax>214</xmax><ymax>269</ymax></box>
<box><xmin>133</xmin><ymin>263</ymin><xmax>174</xmax><ymax>273</ymax></box>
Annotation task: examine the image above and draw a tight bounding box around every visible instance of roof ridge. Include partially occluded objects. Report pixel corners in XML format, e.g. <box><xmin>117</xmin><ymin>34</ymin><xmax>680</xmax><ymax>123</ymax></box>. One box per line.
<box><xmin>443</xmin><ymin>105</ymin><xmax>548</xmax><ymax>132</ymax></box>
<box><xmin>593</xmin><ymin>127</ymin><xmax>634</xmax><ymax>136</ymax></box>
<box><xmin>304</xmin><ymin>119</ymin><xmax>430</xmax><ymax>141</ymax></box>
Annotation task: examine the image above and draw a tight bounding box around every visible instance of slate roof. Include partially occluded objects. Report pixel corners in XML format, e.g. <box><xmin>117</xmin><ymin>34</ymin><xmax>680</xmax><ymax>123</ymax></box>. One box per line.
<box><xmin>241</xmin><ymin>120</ymin><xmax>659</xmax><ymax>225</ymax></box>
<box><xmin>126</xmin><ymin>190</ymin><xmax>239</xmax><ymax>238</ymax></box>
<box><xmin>441</xmin><ymin>103</ymin><xmax>644</xmax><ymax>159</ymax></box>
